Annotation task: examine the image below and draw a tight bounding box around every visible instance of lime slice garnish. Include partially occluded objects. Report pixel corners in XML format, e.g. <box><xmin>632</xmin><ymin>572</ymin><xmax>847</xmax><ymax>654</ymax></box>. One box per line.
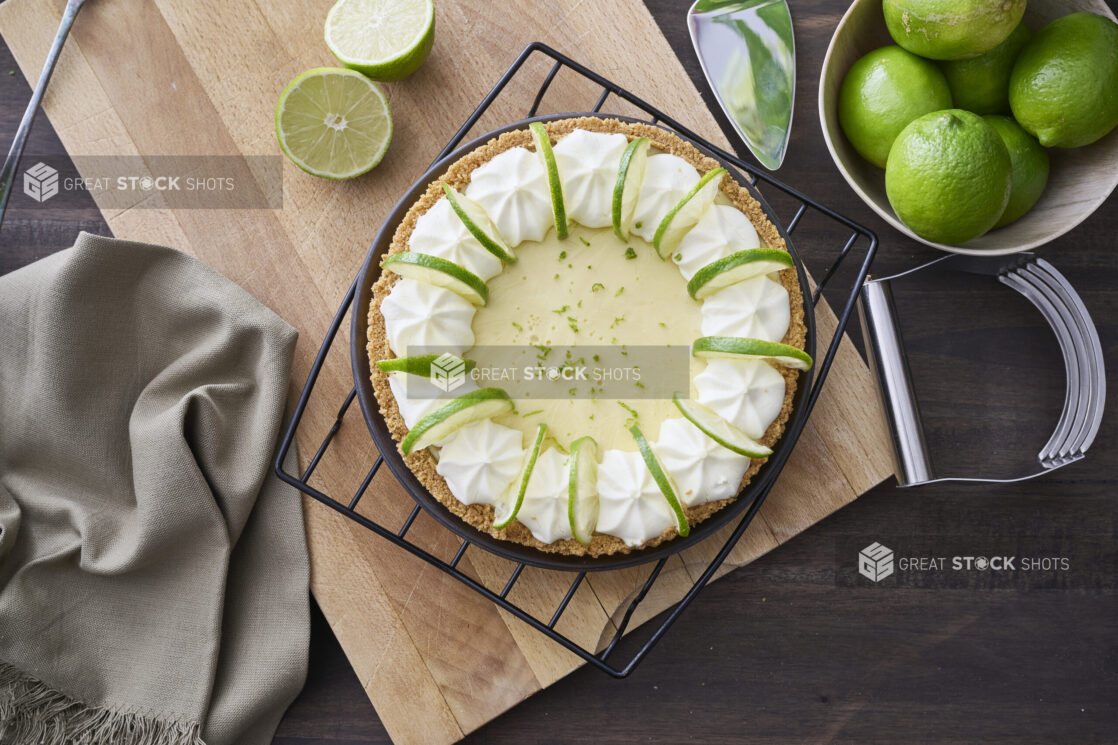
<box><xmin>529</xmin><ymin>122</ymin><xmax>568</xmax><ymax>240</ymax></box>
<box><xmin>567</xmin><ymin>436</ymin><xmax>600</xmax><ymax>545</ymax></box>
<box><xmin>612</xmin><ymin>137</ymin><xmax>651</xmax><ymax>240</ymax></box>
<box><xmin>442</xmin><ymin>184</ymin><xmax>516</xmax><ymax>264</ymax></box>
<box><xmin>400</xmin><ymin>388</ymin><xmax>513</xmax><ymax>455</ymax></box>
<box><xmin>382</xmin><ymin>252</ymin><xmax>489</xmax><ymax>306</ymax></box>
<box><xmin>325</xmin><ymin>0</ymin><xmax>435</xmax><ymax>81</ymax></box>
<box><xmin>275</xmin><ymin>67</ymin><xmax>392</xmax><ymax>179</ymax></box>
<box><xmin>377</xmin><ymin>354</ymin><xmax>477</xmax><ymax>376</ymax></box>
<box><xmin>653</xmin><ymin>167</ymin><xmax>725</xmax><ymax>258</ymax></box>
<box><xmin>686</xmin><ymin>248</ymin><xmax>794</xmax><ymax>299</ymax></box>
<box><xmin>629</xmin><ymin>424</ymin><xmax>689</xmax><ymax>537</ymax></box>
<box><xmin>672</xmin><ymin>393</ymin><xmax>772</xmax><ymax>458</ymax></box>
<box><xmin>692</xmin><ymin>336</ymin><xmax>813</xmax><ymax>371</ymax></box>
<box><xmin>493</xmin><ymin>423</ymin><xmax>547</xmax><ymax>529</ymax></box>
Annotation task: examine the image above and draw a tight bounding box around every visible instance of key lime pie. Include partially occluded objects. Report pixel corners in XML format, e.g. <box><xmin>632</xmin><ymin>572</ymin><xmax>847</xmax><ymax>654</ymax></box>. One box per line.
<box><xmin>367</xmin><ymin>116</ymin><xmax>808</xmax><ymax>557</ymax></box>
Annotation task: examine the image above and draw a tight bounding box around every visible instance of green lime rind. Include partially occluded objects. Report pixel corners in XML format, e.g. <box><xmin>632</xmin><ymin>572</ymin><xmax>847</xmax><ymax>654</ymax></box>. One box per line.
<box><xmin>567</xmin><ymin>436</ymin><xmax>600</xmax><ymax>545</ymax></box>
<box><xmin>629</xmin><ymin>423</ymin><xmax>689</xmax><ymax>537</ymax></box>
<box><xmin>382</xmin><ymin>252</ymin><xmax>489</xmax><ymax>306</ymax></box>
<box><xmin>529</xmin><ymin>122</ymin><xmax>568</xmax><ymax>240</ymax></box>
<box><xmin>940</xmin><ymin>23</ymin><xmax>1032</xmax><ymax>115</ymax></box>
<box><xmin>672</xmin><ymin>393</ymin><xmax>772</xmax><ymax>458</ymax></box>
<box><xmin>837</xmin><ymin>47</ymin><xmax>951</xmax><ymax>169</ymax></box>
<box><xmin>691</xmin><ymin>336</ymin><xmax>814</xmax><ymax>371</ymax></box>
<box><xmin>983</xmin><ymin>114</ymin><xmax>1049</xmax><ymax>228</ymax></box>
<box><xmin>653</xmin><ymin>167</ymin><xmax>726</xmax><ymax>258</ymax></box>
<box><xmin>400</xmin><ymin>388</ymin><xmax>513</xmax><ymax>456</ymax></box>
<box><xmin>1008</xmin><ymin>12</ymin><xmax>1118</xmax><ymax>148</ymax></box>
<box><xmin>885</xmin><ymin>109</ymin><xmax>1011</xmax><ymax>244</ymax></box>
<box><xmin>377</xmin><ymin>355</ymin><xmax>477</xmax><ymax>376</ymax></box>
<box><xmin>686</xmin><ymin>249</ymin><xmax>794</xmax><ymax>300</ymax></box>
<box><xmin>612</xmin><ymin>137</ymin><xmax>651</xmax><ymax>240</ymax></box>
<box><xmin>882</xmin><ymin>0</ymin><xmax>1026</xmax><ymax>61</ymax></box>
<box><xmin>442</xmin><ymin>183</ymin><xmax>517</xmax><ymax>264</ymax></box>
<box><xmin>324</xmin><ymin>0</ymin><xmax>435</xmax><ymax>81</ymax></box>
<box><xmin>494</xmin><ymin>422</ymin><xmax>547</xmax><ymax>530</ymax></box>
<box><xmin>275</xmin><ymin>67</ymin><xmax>392</xmax><ymax>180</ymax></box>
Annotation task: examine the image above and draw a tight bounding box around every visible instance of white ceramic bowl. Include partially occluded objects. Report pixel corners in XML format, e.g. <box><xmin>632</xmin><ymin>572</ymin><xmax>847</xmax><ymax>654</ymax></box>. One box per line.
<box><xmin>819</xmin><ymin>0</ymin><xmax>1118</xmax><ymax>255</ymax></box>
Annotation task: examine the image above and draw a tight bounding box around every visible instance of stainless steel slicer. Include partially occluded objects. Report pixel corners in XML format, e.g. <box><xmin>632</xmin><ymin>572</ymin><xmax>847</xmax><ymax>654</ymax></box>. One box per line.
<box><xmin>859</xmin><ymin>253</ymin><xmax>1106</xmax><ymax>487</ymax></box>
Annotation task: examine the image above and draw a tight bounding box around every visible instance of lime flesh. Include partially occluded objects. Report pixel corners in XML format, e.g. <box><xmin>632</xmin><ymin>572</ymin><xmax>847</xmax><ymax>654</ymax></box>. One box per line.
<box><xmin>325</xmin><ymin>0</ymin><xmax>435</xmax><ymax>81</ymax></box>
<box><xmin>275</xmin><ymin>67</ymin><xmax>392</xmax><ymax>179</ymax></box>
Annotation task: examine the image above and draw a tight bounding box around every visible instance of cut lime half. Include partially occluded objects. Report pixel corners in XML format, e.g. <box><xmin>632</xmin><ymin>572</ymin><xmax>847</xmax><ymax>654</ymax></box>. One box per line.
<box><xmin>275</xmin><ymin>67</ymin><xmax>392</xmax><ymax>179</ymax></box>
<box><xmin>629</xmin><ymin>424</ymin><xmax>689</xmax><ymax>537</ymax></box>
<box><xmin>529</xmin><ymin>122</ymin><xmax>568</xmax><ymax>240</ymax></box>
<box><xmin>612</xmin><ymin>137</ymin><xmax>650</xmax><ymax>240</ymax></box>
<box><xmin>672</xmin><ymin>393</ymin><xmax>772</xmax><ymax>458</ymax></box>
<box><xmin>382</xmin><ymin>252</ymin><xmax>489</xmax><ymax>306</ymax></box>
<box><xmin>442</xmin><ymin>184</ymin><xmax>516</xmax><ymax>264</ymax></box>
<box><xmin>494</xmin><ymin>423</ymin><xmax>547</xmax><ymax>530</ymax></box>
<box><xmin>325</xmin><ymin>0</ymin><xmax>435</xmax><ymax>81</ymax></box>
<box><xmin>686</xmin><ymin>249</ymin><xmax>793</xmax><ymax>299</ymax></box>
<box><xmin>400</xmin><ymin>388</ymin><xmax>512</xmax><ymax>455</ymax></box>
<box><xmin>653</xmin><ymin>167</ymin><xmax>725</xmax><ymax>258</ymax></box>
<box><xmin>567</xmin><ymin>436</ymin><xmax>600</xmax><ymax>545</ymax></box>
<box><xmin>692</xmin><ymin>336</ymin><xmax>813</xmax><ymax>371</ymax></box>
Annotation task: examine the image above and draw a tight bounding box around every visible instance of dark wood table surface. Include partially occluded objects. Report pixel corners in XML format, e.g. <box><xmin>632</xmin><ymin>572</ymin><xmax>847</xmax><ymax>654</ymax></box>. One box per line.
<box><xmin>2</xmin><ymin>1</ymin><xmax>1116</xmax><ymax>742</ymax></box>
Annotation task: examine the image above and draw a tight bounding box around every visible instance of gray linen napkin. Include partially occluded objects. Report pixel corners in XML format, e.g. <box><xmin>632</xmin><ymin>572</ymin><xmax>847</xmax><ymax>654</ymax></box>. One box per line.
<box><xmin>0</xmin><ymin>232</ymin><xmax>309</xmax><ymax>745</ymax></box>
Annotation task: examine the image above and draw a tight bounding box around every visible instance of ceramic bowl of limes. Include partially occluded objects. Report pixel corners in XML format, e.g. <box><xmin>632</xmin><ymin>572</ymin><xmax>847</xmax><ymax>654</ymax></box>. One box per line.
<box><xmin>819</xmin><ymin>0</ymin><xmax>1118</xmax><ymax>255</ymax></box>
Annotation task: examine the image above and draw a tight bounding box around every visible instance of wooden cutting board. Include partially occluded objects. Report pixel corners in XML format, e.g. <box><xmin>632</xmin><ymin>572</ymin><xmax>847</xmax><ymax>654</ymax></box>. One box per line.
<box><xmin>0</xmin><ymin>1</ymin><xmax>895</xmax><ymax>742</ymax></box>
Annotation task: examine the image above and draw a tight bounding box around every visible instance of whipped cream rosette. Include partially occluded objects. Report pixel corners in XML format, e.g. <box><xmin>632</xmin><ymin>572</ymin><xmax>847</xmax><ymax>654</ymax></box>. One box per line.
<box><xmin>436</xmin><ymin>419</ymin><xmax>525</xmax><ymax>506</ymax></box>
<box><xmin>700</xmin><ymin>276</ymin><xmax>790</xmax><ymax>342</ymax></box>
<box><xmin>465</xmin><ymin>147</ymin><xmax>553</xmax><ymax>246</ymax></box>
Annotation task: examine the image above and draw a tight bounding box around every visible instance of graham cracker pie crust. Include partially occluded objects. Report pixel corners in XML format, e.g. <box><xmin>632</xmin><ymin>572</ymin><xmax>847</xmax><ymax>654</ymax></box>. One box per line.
<box><xmin>366</xmin><ymin>116</ymin><xmax>807</xmax><ymax>558</ymax></box>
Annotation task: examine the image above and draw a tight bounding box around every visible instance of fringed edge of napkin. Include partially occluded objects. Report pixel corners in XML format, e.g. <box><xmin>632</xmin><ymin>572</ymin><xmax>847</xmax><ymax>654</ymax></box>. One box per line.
<box><xmin>0</xmin><ymin>662</ymin><xmax>206</xmax><ymax>745</ymax></box>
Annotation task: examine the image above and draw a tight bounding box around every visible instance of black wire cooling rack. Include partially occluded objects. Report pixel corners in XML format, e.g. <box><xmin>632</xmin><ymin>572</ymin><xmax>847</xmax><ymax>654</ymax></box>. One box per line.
<box><xmin>274</xmin><ymin>42</ymin><xmax>879</xmax><ymax>678</ymax></box>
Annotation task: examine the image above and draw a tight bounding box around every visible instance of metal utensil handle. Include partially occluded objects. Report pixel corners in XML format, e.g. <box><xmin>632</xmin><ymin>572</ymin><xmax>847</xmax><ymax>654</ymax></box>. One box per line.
<box><xmin>0</xmin><ymin>0</ymin><xmax>86</xmax><ymax>234</ymax></box>
<box><xmin>860</xmin><ymin>254</ymin><xmax>1105</xmax><ymax>487</ymax></box>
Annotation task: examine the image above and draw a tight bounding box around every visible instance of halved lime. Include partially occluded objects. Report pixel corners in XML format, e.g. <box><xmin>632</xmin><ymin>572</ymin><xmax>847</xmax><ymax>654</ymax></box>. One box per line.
<box><xmin>567</xmin><ymin>436</ymin><xmax>600</xmax><ymax>545</ymax></box>
<box><xmin>325</xmin><ymin>0</ymin><xmax>435</xmax><ymax>81</ymax></box>
<box><xmin>629</xmin><ymin>424</ymin><xmax>689</xmax><ymax>537</ymax></box>
<box><xmin>442</xmin><ymin>184</ymin><xmax>516</xmax><ymax>264</ymax></box>
<box><xmin>529</xmin><ymin>122</ymin><xmax>568</xmax><ymax>240</ymax></box>
<box><xmin>612</xmin><ymin>137</ymin><xmax>651</xmax><ymax>240</ymax></box>
<box><xmin>400</xmin><ymin>388</ymin><xmax>512</xmax><ymax>455</ymax></box>
<box><xmin>493</xmin><ymin>422</ymin><xmax>547</xmax><ymax>530</ymax></box>
<box><xmin>653</xmin><ymin>167</ymin><xmax>725</xmax><ymax>258</ymax></box>
<box><xmin>382</xmin><ymin>252</ymin><xmax>489</xmax><ymax>306</ymax></box>
<box><xmin>672</xmin><ymin>393</ymin><xmax>772</xmax><ymax>458</ymax></box>
<box><xmin>692</xmin><ymin>336</ymin><xmax>813</xmax><ymax>371</ymax></box>
<box><xmin>686</xmin><ymin>249</ymin><xmax>793</xmax><ymax>299</ymax></box>
<box><xmin>377</xmin><ymin>354</ymin><xmax>477</xmax><ymax>376</ymax></box>
<box><xmin>275</xmin><ymin>67</ymin><xmax>392</xmax><ymax>179</ymax></box>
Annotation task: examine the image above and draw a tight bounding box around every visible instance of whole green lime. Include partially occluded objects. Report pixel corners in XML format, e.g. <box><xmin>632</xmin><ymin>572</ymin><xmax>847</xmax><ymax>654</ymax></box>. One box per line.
<box><xmin>1009</xmin><ymin>12</ymin><xmax>1118</xmax><ymax>148</ymax></box>
<box><xmin>838</xmin><ymin>46</ymin><xmax>953</xmax><ymax>168</ymax></box>
<box><xmin>883</xmin><ymin>0</ymin><xmax>1027</xmax><ymax>60</ymax></box>
<box><xmin>940</xmin><ymin>22</ymin><xmax>1031</xmax><ymax>114</ymax></box>
<box><xmin>886</xmin><ymin>109</ymin><xmax>1011</xmax><ymax>244</ymax></box>
<box><xmin>983</xmin><ymin>115</ymin><xmax>1049</xmax><ymax>228</ymax></box>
